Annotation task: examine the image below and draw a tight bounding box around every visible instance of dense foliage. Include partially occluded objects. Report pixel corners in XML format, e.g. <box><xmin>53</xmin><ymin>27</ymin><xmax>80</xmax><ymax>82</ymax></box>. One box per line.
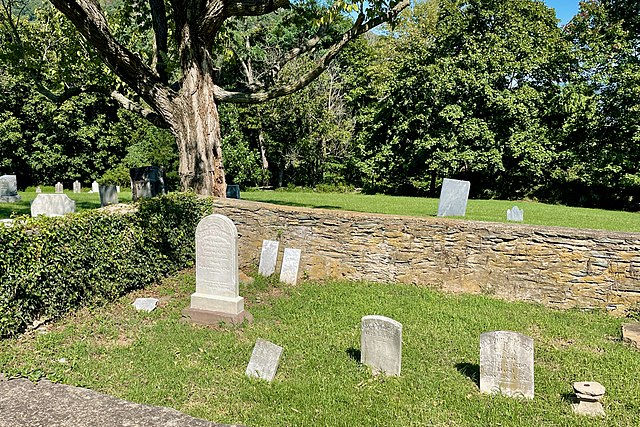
<box><xmin>1</xmin><ymin>0</ymin><xmax>638</xmax><ymax>209</ymax></box>
<box><xmin>0</xmin><ymin>192</ymin><xmax>212</xmax><ymax>337</ymax></box>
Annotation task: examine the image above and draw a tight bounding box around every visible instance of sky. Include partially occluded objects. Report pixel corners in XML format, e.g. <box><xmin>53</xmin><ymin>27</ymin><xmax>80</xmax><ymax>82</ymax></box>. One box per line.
<box><xmin>544</xmin><ymin>0</ymin><xmax>581</xmax><ymax>24</ymax></box>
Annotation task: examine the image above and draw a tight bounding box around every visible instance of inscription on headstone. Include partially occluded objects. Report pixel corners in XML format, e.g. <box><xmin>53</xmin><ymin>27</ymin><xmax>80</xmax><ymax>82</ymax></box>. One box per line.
<box><xmin>54</xmin><ymin>182</ymin><xmax>63</xmax><ymax>193</ymax></box>
<box><xmin>73</xmin><ymin>181</ymin><xmax>81</xmax><ymax>193</ymax></box>
<box><xmin>279</xmin><ymin>248</ymin><xmax>301</xmax><ymax>285</ymax></box>
<box><xmin>480</xmin><ymin>331</ymin><xmax>534</xmax><ymax>399</ymax></box>
<box><xmin>507</xmin><ymin>206</ymin><xmax>524</xmax><ymax>222</ymax></box>
<box><xmin>31</xmin><ymin>194</ymin><xmax>76</xmax><ymax>217</ymax></box>
<box><xmin>99</xmin><ymin>184</ymin><xmax>119</xmax><ymax>207</ymax></box>
<box><xmin>361</xmin><ymin>315</ymin><xmax>402</xmax><ymax>376</ymax></box>
<box><xmin>0</xmin><ymin>175</ymin><xmax>20</xmax><ymax>202</ymax></box>
<box><xmin>182</xmin><ymin>214</ymin><xmax>251</xmax><ymax>324</ymax></box>
<box><xmin>437</xmin><ymin>178</ymin><xmax>470</xmax><ymax>217</ymax></box>
<box><xmin>245</xmin><ymin>339</ymin><xmax>284</xmax><ymax>382</ymax></box>
<box><xmin>258</xmin><ymin>240</ymin><xmax>279</xmax><ymax>277</ymax></box>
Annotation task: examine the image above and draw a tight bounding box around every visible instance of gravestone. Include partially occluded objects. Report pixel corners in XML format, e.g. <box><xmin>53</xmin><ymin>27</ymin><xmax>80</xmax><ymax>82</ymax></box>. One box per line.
<box><xmin>258</xmin><ymin>240</ymin><xmax>279</xmax><ymax>276</ymax></box>
<box><xmin>437</xmin><ymin>178</ymin><xmax>470</xmax><ymax>217</ymax></box>
<box><xmin>245</xmin><ymin>339</ymin><xmax>284</xmax><ymax>382</ymax></box>
<box><xmin>132</xmin><ymin>298</ymin><xmax>159</xmax><ymax>313</ymax></box>
<box><xmin>279</xmin><ymin>248</ymin><xmax>301</xmax><ymax>285</ymax></box>
<box><xmin>35</xmin><ymin>186</ymin><xmax>41</xmax><ymax>193</ymax></box>
<box><xmin>0</xmin><ymin>175</ymin><xmax>20</xmax><ymax>202</ymax></box>
<box><xmin>98</xmin><ymin>184</ymin><xmax>119</xmax><ymax>207</ymax></box>
<box><xmin>360</xmin><ymin>315</ymin><xmax>402</xmax><ymax>376</ymax></box>
<box><xmin>31</xmin><ymin>194</ymin><xmax>76</xmax><ymax>217</ymax></box>
<box><xmin>480</xmin><ymin>331</ymin><xmax>534</xmax><ymax>399</ymax></box>
<box><xmin>54</xmin><ymin>182</ymin><xmax>63</xmax><ymax>193</ymax></box>
<box><xmin>116</xmin><ymin>185</ymin><xmax>121</xmax><ymax>193</ymax></box>
<box><xmin>73</xmin><ymin>181</ymin><xmax>81</xmax><ymax>193</ymax></box>
<box><xmin>91</xmin><ymin>181</ymin><xmax>99</xmax><ymax>193</ymax></box>
<box><xmin>182</xmin><ymin>214</ymin><xmax>252</xmax><ymax>324</ymax></box>
<box><xmin>226</xmin><ymin>184</ymin><xmax>240</xmax><ymax>199</ymax></box>
<box><xmin>507</xmin><ymin>206</ymin><xmax>524</xmax><ymax>222</ymax></box>
<box><xmin>130</xmin><ymin>166</ymin><xmax>166</xmax><ymax>201</ymax></box>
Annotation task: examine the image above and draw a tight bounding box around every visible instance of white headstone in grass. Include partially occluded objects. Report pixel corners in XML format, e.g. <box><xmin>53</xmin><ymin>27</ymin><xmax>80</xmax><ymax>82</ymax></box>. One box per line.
<box><xmin>258</xmin><ymin>240</ymin><xmax>279</xmax><ymax>277</ymax></box>
<box><xmin>279</xmin><ymin>248</ymin><xmax>301</xmax><ymax>285</ymax></box>
<box><xmin>91</xmin><ymin>180</ymin><xmax>99</xmax><ymax>193</ymax></box>
<box><xmin>480</xmin><ymin>331</ymin><xmax>534</xmax><ymax>399</ymax></box>
<box><xmin>507</xmin><ymin>206</ymin><xmax>524</xmax><ymax>222</ymax></box>
<box><xmin>31</xmin><ymin>194</ymin><xmax>75</xmax><ymax>217</ymax></box>
<box><xmin>361</xmin><ymin>315</ymin><xmax>402</xmax><ymax>376</ymax></box>
<box><xmin>133</xmin><ymin>298</ymin><xmax>159</xmax><ymax>312</ymax></box>
<box><xmin>73</xmin><ymin>180</ymin><xmax>81</xmax><ymax>193</ymax></box>
<box><xmin>182</xmin><ymin>214</ymin><xmax>251</xmax><ymax>324</ymax></box>
<box><xmin>55</xmin><ymin>182</ymin><xmax>63</xmax><ymax>193</ymax></box>
<box><xmin>246</xmin><ymin>339</ymin><xmax>284</xmax><ymax>382</ymax></box>
<box><xmin>437</xmin><ymin>178</ymin><xmax>470</xmax><ymax>217</ymax></box>
<box><xmin>35</xmin><ymin>186</ymin><xmax>41</xmax><ymax>193</ymax></box>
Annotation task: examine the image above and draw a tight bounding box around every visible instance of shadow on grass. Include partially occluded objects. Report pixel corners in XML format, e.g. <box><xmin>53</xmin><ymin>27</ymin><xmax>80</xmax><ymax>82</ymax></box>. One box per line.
<box><xmin>561</xmin><ymin>392</ymin><xmax>578</xmax><ymax>404</ymax></box>
<box><xmin>346</xmin><ymin>347</ymin><xmax>361</xmax><ymax>362</ymax></box>
<box><xmin>455</xmin><ymin>362</ymin><xmax>480</xmax><ymax>387</ymax></box>
<box><xmin>0</xmin><ymin>202</ymin><xmax>31</xmax><ymax>218</ymax></box>
<box><xmin>247</xmin><ymin>198</ymin><xmax>341</xmax><ymax>211</ymax></box>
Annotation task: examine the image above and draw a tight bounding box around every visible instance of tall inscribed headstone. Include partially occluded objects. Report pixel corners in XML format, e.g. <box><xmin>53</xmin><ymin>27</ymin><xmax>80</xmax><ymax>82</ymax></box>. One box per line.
<box><xmin>480</xmin><ymin>331</ymin><xmax>534</xmax><ymax>399</ymax></box>
<box><xmin>258</xmin><ymin>240</ymin><xmax>279</xmax><ymax>276</ymax></box>
<box><xmin>437</xmin><ymin>178</ymin><xmax>470</xmax><ymax>217</ymax></box>
<box><xmin>182</xmin><ymin>214</ymin><xmax>252</xmax><ymax>325</ymax></box>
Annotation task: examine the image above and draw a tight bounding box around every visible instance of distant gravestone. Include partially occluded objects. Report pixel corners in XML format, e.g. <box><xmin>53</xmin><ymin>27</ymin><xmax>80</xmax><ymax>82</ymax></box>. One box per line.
<box><xmin>279</xmin><ymin>248</ymin><xmax>301</xmax><ymax>285</ymax></box>
<box><xmin>73</xmin><ymin>181</ymin><xmax>81</xmax><ymax>193</ymax></box>
<box><xmin>132</xmin><ymin>298</ymin><xmax>159</xmax><ymax>313</ymax></box>
<box><xmin>245</xmin><ymin>339</ymin><xmax>284</xmax><ymax>382</ymax></box>
<box><xmin>35</xmin><ymin>186</ymin><xmax>41</xmax><ymax>194</ymax></box>
<box><xmin>98</xmin><ymin>185</ymin><xmax>119</xmax><ymax>207</ymax></box>
<box><xmin>116</xmin><ymin>185</ymin><xmax>121</xmax><ymax>193</ymax></box>
<box><xmin>437</xmin><ymin>178</ymin><xmax>470</xmax><ymax>217</ymax></box>
<box><xmin>226</xmin><ymin>184</ymin><xmax>240</xmax><ymax>199</ymax></box>
<box><xmin>361</xmin><ymin>315</ymin><xmax>402</xmax><ymax>376</ymax></box>
<box><xmin>182</xmin><ymin>214</ymin><xmax>251</xmax><ymax>325</ymax></box>
<box><xmin>480</xmin><ymin>331</ymin><xmax>534</xmax><ymax>399</ymax></box>
<box><xmin>258</xmin><ymin>240</ymin><xmax>279</xmax><ymax>277</ymax></box>
<box><xmin>91</xmin><ymin>181</ymin><xmax>99</xmax><ymax>193</ymax></box>
<box><xmin>31</xmin><ymin>194</ymin><xmax>76</xmax><ymax>217</ymax></box>
<box><xmin>130</xmin><ymin>166</ymin><xmax>166</xmax><ymax>201</ymax></box>
<box><xmin>0</xmin><ymin>175</ymin><xmax>20</xmax><ymax>202</ymax></box>
<box><xmin>507</xmin><ymin>206</ymin><xmax>524</xmax><ymax>222</ymax></box>
<box><xmin>54</xmin><ymin>182</ymin><xmax>63</xmax><ymax>193</ymax></box>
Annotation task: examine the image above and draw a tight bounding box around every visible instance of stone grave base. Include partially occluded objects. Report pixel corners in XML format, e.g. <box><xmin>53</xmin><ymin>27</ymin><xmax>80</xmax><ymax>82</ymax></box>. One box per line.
<box><xmin>0</xmin><ymin>195</ymin><xmax>20</xmax><ymax>203</ymax></box>
<box><xmin>182</xmin><ymin>307</ymin><xmax>253</xmax><ymax>325</ymax></box>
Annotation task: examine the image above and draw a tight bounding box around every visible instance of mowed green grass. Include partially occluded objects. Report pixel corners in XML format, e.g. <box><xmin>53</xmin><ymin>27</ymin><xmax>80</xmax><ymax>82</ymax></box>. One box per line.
<box><xmin>1</xmin><ymin>272</ymin><xmax>639</xmax><ymax>426</ymax></box>
<box><xmin>243</xmin><ymin>190</ymin><xmax>640</xmax><ymax>233</ymax></box>
<box><xmin>0</xmin><ymin>187</ymin><xmax>132</xmax><ymax>218</ymax></box>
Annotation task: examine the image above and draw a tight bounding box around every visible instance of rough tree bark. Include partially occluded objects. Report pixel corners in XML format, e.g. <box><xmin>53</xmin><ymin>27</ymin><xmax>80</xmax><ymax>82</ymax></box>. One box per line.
<box><xmin>46</xmin><ymin>0</ymin><xmax>409</xmax><ymax>197</ymax></box>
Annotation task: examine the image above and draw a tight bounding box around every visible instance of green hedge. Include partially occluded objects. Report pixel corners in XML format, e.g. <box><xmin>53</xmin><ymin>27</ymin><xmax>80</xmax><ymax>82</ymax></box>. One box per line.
<box><xmin>0</xmin><ymin>192</ymin><xmax>213</xmax><ymax>337</ymax></box>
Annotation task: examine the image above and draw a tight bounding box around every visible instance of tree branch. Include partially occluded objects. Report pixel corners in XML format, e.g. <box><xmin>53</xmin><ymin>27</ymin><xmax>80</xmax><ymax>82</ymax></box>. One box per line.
<box><xmin>214</xmin><ymin>0</ymin><xmax>409</xmax><ymax>103</ymax></box>
<box><xmin>223</xmin><ymin>0</ymin><xmax>291</xmax><ymax>18</ymax></box>
<box><xmin>149</xmin><ymin>0</ymin><xmax>169</xmax><ymax>83</ymax></box>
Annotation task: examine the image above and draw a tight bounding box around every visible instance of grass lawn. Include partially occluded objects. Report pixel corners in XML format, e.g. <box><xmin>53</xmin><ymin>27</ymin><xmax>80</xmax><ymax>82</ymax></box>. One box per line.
<box><xmin>0</xmin><ymin>187</ymin><xmax>132</xmax><ymax>218</ymax></box>
<box><xmin>243</xmin><ymin>190</ymin><xmax>640</xmax><ymax>233</ymax></box>
<box><xmin>2</xmin><ymin>272</ymin><xmax>639</xmax><ymax>426</ymax></box>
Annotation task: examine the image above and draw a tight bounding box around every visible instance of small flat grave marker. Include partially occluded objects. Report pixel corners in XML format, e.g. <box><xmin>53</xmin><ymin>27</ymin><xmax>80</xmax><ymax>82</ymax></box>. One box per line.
<box><xmin>245</xmin><ymin>339</ymin><xmax>284</xmax><ymax>382</ymax></box>
<box><xmin>507</xmin><ymin>206</ymin><xmax>524</xmax><ymax>222</ymax></box>
<box><xmin>279</xmin><ymin>248</ymin><xmax>301</xmax><ymax>285</ymax></box>
<box><xmin>437</xmin><ymin>178</ymin><xmax>471</xmax><ymax>217</ymax></box>
<box><xmin>133</xmin><ymin>298</ymin><xmax>159</xmax><ymax>312</ymax></box>
<box><xmin>258</xmin><ymin>240</ymin><xmax>279</xmax><ymax>276</ymax></box>
<box><xmin>480</xmin><ymin>331</ymin><xmax>534</xmax><ymax>399</ymax></box>
<box><xmin>360</xmin><ymin>315</ymin><xmax>402</xmax><ymax>376</ymax></box>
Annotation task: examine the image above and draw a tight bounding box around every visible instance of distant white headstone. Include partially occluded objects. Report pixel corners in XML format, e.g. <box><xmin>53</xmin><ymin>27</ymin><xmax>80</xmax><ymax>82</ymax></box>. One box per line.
<box><xmin>245</xmin><ymin>339</ymin><xmax>284</xmax><ymax>382</ymax></box>
<box><xmin>73</xmin><ymin>181</ymin><xmax>81</xmax><ymax>193</ymax></box>
<box><xmin>279</xmin><ymin>248</ymin><xmax>301</xmax><ymax>285</ymax></box>
<box><xmin>258</xmin><ymin>240</ymin><xmax>279</xmax><ymax>277</ymax></box>
<box><xmin>91</xmin><ymin>181</ymin><xmax>99</xmax><ymax>193</ymax></box>
<box><xmin>480</xmin><ymin>331</ymin><xmax>534</xmax><ymax>399</ymax></box>
<box><xmin>54</xmin><ymin>182</ymin><xmax>63</xmax><ymax>193</ymax></box>
<box><xmin>507</xmin><ymin>206</ymin><xmax>524</xmax><ymax>222</ymax></box>
<box><xmin>31</xmin><ymin>194</ymin><xmax>76</xmax><ymax>217</ymax></box>
<box><xmin>0</xmin><ymin>175</ymin><xmax>20</xmax><ymax>202</ymax></box>
<box><xmin>116</xmin><ymin>185</ymin><xmax>121</xmax><ymax>193</ymax></box>
<box><xmin>35</xmin><ymin>186</ymin><xmax>41</xmax><ymax>194</ymax></box>
<box><xmin>361</xmin><ymin>315</ymin><xmax>402</xmax><ymax>376</ymax></box>
<box><xmin>182</xmin><ymin>214</ymin><xmax>251</xmax><ymax>324</ymax></box>
<box><xmin>133</xmin><ymin>298</ymin><xmax>159</xmax><ymax>312</ymax></box>
<box><xmin>437</xmin><ymin>178</ymin><xmax>470</xmax><ymax>217</ymax></box>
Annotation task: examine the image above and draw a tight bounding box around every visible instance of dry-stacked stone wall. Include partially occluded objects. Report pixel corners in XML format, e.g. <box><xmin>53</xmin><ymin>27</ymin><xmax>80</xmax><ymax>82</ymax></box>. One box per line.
<box><xmin>213</xmin><ymin>198</ymin><xmax>640</xmax><ymax>311</ymax></box>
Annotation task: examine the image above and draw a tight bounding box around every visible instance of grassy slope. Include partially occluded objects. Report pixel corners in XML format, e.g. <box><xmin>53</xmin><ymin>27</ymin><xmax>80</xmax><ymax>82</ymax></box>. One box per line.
<box><xmin>242</xmin><ymin>190</ymin><xmax>640</xmax><ymax>233</ymax></box>
<box><xmin>1</xmin><ymin>273</ymin><xmax>638</xmax><ymax>426</ymax></box>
